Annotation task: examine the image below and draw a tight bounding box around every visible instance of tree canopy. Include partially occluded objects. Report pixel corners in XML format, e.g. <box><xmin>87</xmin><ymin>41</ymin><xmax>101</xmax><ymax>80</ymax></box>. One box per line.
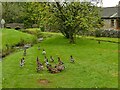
<box><xmin>2</xmin><ymin>2</ymin><xmax>102</xmax><ymax>43</ymax></box>
<box><xmin>48</xmin><ymin>2</ymin><xmax>102</xmax><ymax>43</ymax></box>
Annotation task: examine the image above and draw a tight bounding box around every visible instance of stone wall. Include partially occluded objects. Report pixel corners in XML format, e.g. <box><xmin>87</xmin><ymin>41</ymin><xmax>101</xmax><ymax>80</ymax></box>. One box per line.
<box><xmin>5</xmin><ymin>23</ymin><xmax>24</xmax><ymax>29</ymax></box>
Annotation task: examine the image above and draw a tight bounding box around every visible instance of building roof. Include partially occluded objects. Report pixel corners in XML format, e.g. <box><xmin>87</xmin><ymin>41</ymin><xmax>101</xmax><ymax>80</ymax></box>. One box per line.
<box><xmin>101</xmin><ymin>6</ymin><xmax>119</xmax><ymax>19</ymax></box>
<box><xmin>101</xmin><ymin>1</ymin><xmax>120</xmax><ymax>19</ymax></box>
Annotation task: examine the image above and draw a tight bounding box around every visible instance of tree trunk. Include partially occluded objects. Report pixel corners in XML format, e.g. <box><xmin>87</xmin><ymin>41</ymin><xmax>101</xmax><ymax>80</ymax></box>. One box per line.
<box><xmin>65</xmin><ymin>31</ymin><xmax>70</xmax><ymax>39</ymax></box>
<box><xmin>69</xmin><ymin>33</ymin><xmax>75</xmax><ymax>44</ymax></box>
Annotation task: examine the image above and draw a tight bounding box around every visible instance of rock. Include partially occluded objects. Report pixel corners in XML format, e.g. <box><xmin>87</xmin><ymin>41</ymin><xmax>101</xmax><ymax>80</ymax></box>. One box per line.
<box><xmin>24</xmin><ymin>44</ymin><xmax>31</xmax><ymax>49</ymax></box>
<box><xmin>38</xmin><ymin>38</ymin><xmax>43</xmax><ymax>42</ymax></box>
<box><xmin>14</xmin><ymin>46</ymin><xmax>20</xmax><ymax>49</ymax></box>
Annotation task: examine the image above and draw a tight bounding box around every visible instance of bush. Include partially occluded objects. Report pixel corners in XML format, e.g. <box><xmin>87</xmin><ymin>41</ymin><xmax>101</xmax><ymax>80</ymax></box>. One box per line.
<box><xmin>40</xmin><ymin>26</ymin><xmax>45</xmax><ymax>32</ymax></box>
<box><xmin>95</xmin><ymin>30</ymin><xmax>101</xmax><ymax>37</ymax></box>
<box><xmin>20</xmin><ymin>29</ymin><xmax>43</xmax><ymax>38</ymax></box>
<box><xmin>78</xmin><ymin>29</ymin><xmax>120</xmax><ymax>38</ymax></box>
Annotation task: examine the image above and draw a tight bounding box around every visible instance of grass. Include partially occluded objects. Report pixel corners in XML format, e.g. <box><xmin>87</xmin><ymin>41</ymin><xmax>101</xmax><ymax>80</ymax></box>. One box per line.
<box><xmin>83</xmin><ymin>36</ymin><xmax>119</xmax><ymax>43</ymax></box>
<box><xmin>26</xmin><ymin>28</ymin><xmax>40</xmax><ymax>31</ymax></box>
<box><xmin>2</xmin><ymin>32</ymin><xmax>118</xmax><ymax>88</ymax></box>
<box><xmin>0</xmin><ymin>61</ymin><xmax>2</xmax><ymax>89</ymax></box>
<box><xmin>0</xmin><ymin>29</ymin><xmax>1</xmax><ymax>89</ymax></box>
<box><xmin>1</xmin><ymin>29</ymin><xmax>37</xmax><ymax>58</ymax></box>
<box><xmin>1</xmin><ymin>28</ymin><xmax>37</xmax><ymax>51</ymax></box>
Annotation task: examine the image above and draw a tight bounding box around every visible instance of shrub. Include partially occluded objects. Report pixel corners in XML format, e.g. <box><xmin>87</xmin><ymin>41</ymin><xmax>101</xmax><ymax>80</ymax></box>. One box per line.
<box><xmin>95</xmin><ymin>30</ymin><xmax>101</xmax><ymax>37</ymax></box>
<box><xmin>40</xmin><ymin>26</ymin><xmax>45</xmax><ymax>32</ymax></box>
<box><xmin>78</xmin><ymin>29</ymin><xmax>120</xmax><ymax>38</ymax></box>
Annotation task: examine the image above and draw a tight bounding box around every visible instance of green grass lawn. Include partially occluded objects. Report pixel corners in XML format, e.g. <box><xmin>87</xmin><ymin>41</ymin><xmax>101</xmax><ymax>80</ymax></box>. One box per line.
<box><xmin>0</xmin><ymin>61</ymin><xmax>2</xmax><ymax>89</ymax></box>
<box><xmin>1</xmin><ymin>28</ymin><xmax>37</xmax><ymax>51</ymax></box>
<box><xmin>84</xmin><ymin>36</ymin><xmax>118</xmax><ymax>43</ymax></box>
<box><xmin>2</xmin><ymin>32</ymin><xmax>118</xmax><ymax>88</ymax></box>
<box><xmin>0</xmin><ymin>29</ymin><xmax>1</xmax><ymax>89</ymax></box>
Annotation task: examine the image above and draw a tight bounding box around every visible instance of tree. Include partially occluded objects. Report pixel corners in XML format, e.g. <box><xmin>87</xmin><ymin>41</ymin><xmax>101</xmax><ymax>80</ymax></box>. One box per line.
<box><xmin>2</xmin><ymin>2</ymin><xmax>24</xmax><ymax>23</ymax></box>
<box><xmin>2</xmin><ymin>2</ymin><xmax>102</xmax><ymax>43</ymax></box>
<box><xmin>2</xmin><ymin>2</ymin><xmax>48</xmax><ymax>28</ymax></box>
<box><xmin>22</xmin><ymin>2</ymin><xmax>46</xmax><ymax>28</ymax></box>
<box><xmin>48</xmin><ymin>2</ymin><xmax>102</xmax><ymax>43</ymax></box>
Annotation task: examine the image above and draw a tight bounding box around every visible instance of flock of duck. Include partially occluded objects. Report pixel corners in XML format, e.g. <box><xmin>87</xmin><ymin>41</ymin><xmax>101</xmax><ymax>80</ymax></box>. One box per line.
<box><xmin>20</xmin><ymin>46</ymin><xmax>75</xmax><ymax>74</ymax></box>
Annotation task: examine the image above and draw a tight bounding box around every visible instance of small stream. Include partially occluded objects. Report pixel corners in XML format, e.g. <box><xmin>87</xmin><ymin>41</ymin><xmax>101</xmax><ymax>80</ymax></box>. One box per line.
<box><xmin>2</xmin><ymin>38</ymin><xmax>44</xmax><ymax>58</ymax></box>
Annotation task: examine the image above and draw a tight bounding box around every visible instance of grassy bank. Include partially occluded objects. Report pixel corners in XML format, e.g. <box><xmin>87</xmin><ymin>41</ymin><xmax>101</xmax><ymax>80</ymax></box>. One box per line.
<box><xmin>1</xmin><ymin>29</ymin><xmax>37</xmax><ymax>57</ymax></box>
<box><xmin>2</xmin><ymin>33</ymin><xmax>118</xmax><ymax>88</ymax></box>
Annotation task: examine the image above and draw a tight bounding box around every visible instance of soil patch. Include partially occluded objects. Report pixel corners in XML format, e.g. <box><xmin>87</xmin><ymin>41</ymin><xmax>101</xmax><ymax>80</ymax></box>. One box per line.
<box><xmin>38</xmin><ymin>79</ymin><xmax>50</xmax><ymax>85</ymax></box>
<box><xmin>113</xmin><ymin>50</ymin><xmax>120</xmax><ymax>53</ymax></box>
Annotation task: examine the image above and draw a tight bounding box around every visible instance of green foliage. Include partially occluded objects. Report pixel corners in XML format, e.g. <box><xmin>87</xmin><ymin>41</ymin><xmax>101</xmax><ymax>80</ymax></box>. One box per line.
<box><xmin>22</xmin><ymin>2</ymin><xmax>46</xmax><ymax>28</ymax></box>
<box><xmin>40</xmin><ymin>26</ymin><xmax>45</xmax><ymax>32</ymax></box>
<box><xmin>49</xmin><ymin>2</ymin><xmax>102</xmax><ymax>43</ymax></box>
<box><xmin>95</xmin><ymin>29</ymin><xmax>101</xmax><ymax>37</ymax></box>
<box><xmin>2</xmin><ymin>2</ymin><xmax>25</xmax><ymax>23</ymax></box>
<box><xmin>21</xmin><ymin>28</ymin><xmax>43</xmax><ymax>38</ymax></box>
<box><xmin>2</xmin><ymin>2</ymin><xmax>47</xmax><ymax>28</ymax></box>
<box><xmin>2</xmin><ymin>2</ymin><xmax>102</xmax><ymax>43</ymax></box>
<box><xmin>2</xmin><ymin>32</ymin><xmax>118</xmax><ymax>88</ymax></box>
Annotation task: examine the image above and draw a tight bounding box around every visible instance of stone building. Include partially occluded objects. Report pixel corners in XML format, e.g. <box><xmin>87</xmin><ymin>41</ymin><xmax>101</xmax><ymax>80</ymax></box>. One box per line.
<box><xmin>101</xmin><ymin>1</ymin><xmax>120</xmax><ymax>30</ymax></box>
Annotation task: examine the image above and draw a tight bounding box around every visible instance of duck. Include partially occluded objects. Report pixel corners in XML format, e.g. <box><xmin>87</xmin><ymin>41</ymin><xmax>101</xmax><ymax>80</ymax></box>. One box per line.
<box><xmin>42</xmin><ymin>49</ymin><xmax>46</xmax><ymax>55</ymax></box>
<box><xmin>58</xmin><ymin>57</ymin><xmax>64</xmax><ymax>65</ymax></box>
<box><xmin>70</xmin><ymin>55</ymin><xmax>74</xmax><ymax>63</ymax></box>
<box><xmin>20</xmin><ymin>57</ymin><xmax>25</xmax><ymax>67</ymax></box>
<box><xmin>50</xmin><ymin>56</ymin><xmax>54</xmax><ymax>62</ymax></box>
